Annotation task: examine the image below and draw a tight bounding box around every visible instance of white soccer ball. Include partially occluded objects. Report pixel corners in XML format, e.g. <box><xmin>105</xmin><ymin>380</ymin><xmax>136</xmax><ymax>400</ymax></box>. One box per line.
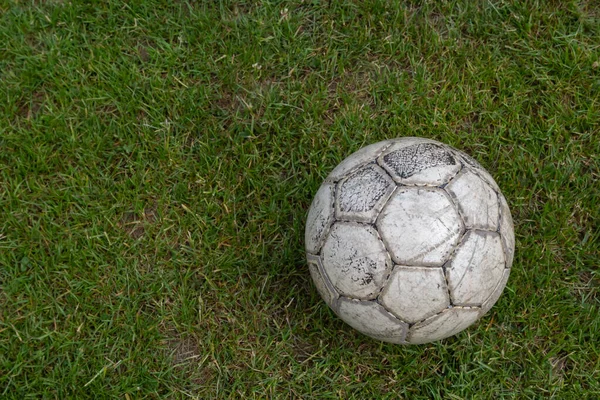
<box><xmin>305</xmin><ymin>137</ymin><xmax>515</xmax><ymax>344</ymax></box>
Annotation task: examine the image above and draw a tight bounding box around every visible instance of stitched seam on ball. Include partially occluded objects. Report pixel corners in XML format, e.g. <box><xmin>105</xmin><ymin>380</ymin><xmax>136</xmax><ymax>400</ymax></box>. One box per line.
<box><xmin>406</xmin><ymin>308</ymin><xmax>452</xmax><ymax>339</ymax></box>
<box><xmin>314</xmin><ymin>184</ymin><xmax>337</xmax><ymax>256</ymax></box>
<box><xmin>438</xmin><ymin>160</ymin><xmax>464</xmax><ymax>189</ymax></box>
<box><xmin>331</xmin><ymin>160</ymin><xmax>374</xmax><ymax>185</ymax></box>
<box><xmin>458</xmin><ymin>163</ymin><xmax>501</xmax><ymax>231</ymax></box>
<box><xmin>372</xmin><ymin>189</ymin><xmax>397</xmax><ymax>305</ymax></box>
<box><xmin>328</xmin><ymin>142</ymin><xmax>394</xmax><ymax>185</ymax></box>
<box><xmin>496</xmin><ymin>192</ymin><xmax>512</xmax><ymax>269</ymax></box>
<box><xmin>376</xmin><ymin>299</ymin><xmax>410</xmax><ymax>343</ymax></box>
<box><xmin>316</xmin><ymin>255</ymin><xmax>341</xmax><ymax>303</ymax></box>
<box><xmin>447</xmin><ymin>170</ymin><xmax>501</xmax><ymax>232</ymax></box>
<box><xmin>474</xmin><ymin>169</ymin><xmax>499</xmax><ymax>191</ymax></box>
<box><xmin>442</xmin><ymin>168</ymin><xmax>468</xmax><ymax>225</ymax></box>
<box><xmin>373</xmin><ymin>182</ymin><xmax>398</xmax><ymax>225</ymax></box>
<box><xmin>413</xmin><ymin>305</ymin><xmax>483</xmax><ymax>329</ymax></box>
<box><xmin>339</xmin><ymin>141</ymin><xmax>396</xmax><ymax>183</ymax></box>
<box><xmin>375</xmin><ymin>267</ymin><xmax>393</xmax><ymax>301</ymax></box>
<box><xmin>338</xmin><ymin>296</ymin><xmax>409</xmax><ymax>342</ymax></box>
<box><xmin>439</xmin><ymin>186</ymin><xmax>468</xmax><ymax>257</ymax></box>
<box><xmin>405</xmin><ymin>307</ymin><xmax>484</xmax><ymax>342</ymax></box>
<box><xmin>496</xmin><ymin>192</ymin><xmax>503</xmax><ymax>234</ymax></box>
<box><xmin>453</xmin><ymin>148</ymin><xmax>499</xmax><ymax>189</ymax></box>
<box><xmin>490</xmin><ymin>185</ymin><xmax>502</xmax><ymax>232</ymax></box>
<box><xmin>455</xmin><ymin>302</ymin><xmax>483</xmax><ymax>308</ymax></box>
<box><xmin>451</xmin><ymin>229</ymin><xmax>504</xmax><ymax>307</ymax></box>
<box><xmin>371</xmin><ymin>213</ymin><xmax>396</xmax><ymax>300</ymax></box>
<box><xmin>441</xmin><ymin>264</ymin><xmax>454</xmax><ymax>308</ymax></box>
<box><xmin>470</xmin><ymin>227</ymin><xmax>501</xmax><ymax>234</ymax></box>
<box><xmin>376</xmin><ymin>141</ymin><xmax>395</xmax><ymax>159</ymax></box>
<box><xmin>482</xmin><ymin>269</ymin><xmax>510</xmax><ymax>312</ymax></box>
<box><xmin>340</xmin><ymin>220</ymin><xmax>394</xmax><ymax>301</ymax></box>
<box><xmin>412</xmin><ymin>308</ymin><xmax>445</xmax><ymax>329</ymax></box>
<box><xmin>376</xmin><ymin>143</ymin><xmax>398</xmax><ymax>179</ymax></box>
<box><xmin>440</xmin><ymin>227</ymin><xmax>471</xmax><ymax>306</ymax></box>
<box><xmin>375</xmin><ymin>160</ymin><xmax>402</xmax><ymax>211</ymax></box>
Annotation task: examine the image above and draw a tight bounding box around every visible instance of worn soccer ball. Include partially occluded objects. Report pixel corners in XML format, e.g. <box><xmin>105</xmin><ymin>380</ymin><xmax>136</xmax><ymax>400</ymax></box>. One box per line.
<box><xmin>305</xmin><ymin>137</ymin><xmax>514</xmax><ymax>344</ymax></box>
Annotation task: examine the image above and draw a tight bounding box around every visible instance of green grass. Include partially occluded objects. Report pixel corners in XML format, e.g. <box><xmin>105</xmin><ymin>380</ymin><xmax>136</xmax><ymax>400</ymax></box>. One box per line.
<box><xmin>1</xmin><ymin>0</ymin><xmax>599</xmax><ymax>398</ymax></box>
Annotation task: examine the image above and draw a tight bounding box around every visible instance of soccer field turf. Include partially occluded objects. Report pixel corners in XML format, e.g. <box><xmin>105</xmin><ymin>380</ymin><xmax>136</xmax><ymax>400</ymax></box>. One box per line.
<box><xmin>1</xmin><ymin>1</ymin><xmax>599</xmax><ymax>398</ymax></box>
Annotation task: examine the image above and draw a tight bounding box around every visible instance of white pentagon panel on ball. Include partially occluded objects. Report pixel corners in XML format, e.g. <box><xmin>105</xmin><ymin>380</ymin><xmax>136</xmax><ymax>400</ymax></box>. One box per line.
<box><xmin>379</xmin><ymin>266</ymin><xmax>450</xmax><ymax>324</ymax></box>
<box><xmin>480</xmin><ymin>268</ymin><xmax>511</xmax><ymax>316</ymax></box>
<box><xmin>378</xmin><ymin>140</ymin><xmax>461</xmax><ymax>186</ymax></box>
<box><xmin>377</xmin><ymin>187</ymin><xmax>462</xmax><ymax>266</ymax></box>
<box><xmin>305</xmin><ymin>182</ymin><xmax>334</xmax><ymax>254</ymax></box>
<box><xmin>326</xmin><ymin>140</ymin><xmax>393</xmax><ymax>183</ymax></box>
<box><xmin>337</xmin><ymin>298</ymin><xmax>408</xmax><ymax>344</ymax></box>
<box><xmin>406</xmin><ymin>307</ymin><xmax>481</xmax><ymax>344</ymax></box>
<box><xmin>498</xmin><ymin>193</ymin><xmax>515</xmax><ymax>268</ymax></box>
<box><xmin>335</xmin><ymin>164</ymin><xmax>395</xmax><ymax>223</ymax></box>
<box><xmin>321</xmin><ymin>222</ymin><xmax>391</xmax><ymax>299</ymax></box>
<box><xmin>446</xmin><ymin>230</ymin><xmax>505</xmax><ymax>306</ymax></box>
<box><xmin>307</xmin><ymin>254</ymin><xmax>339</xmax><ymax>306</ymax></box>
<box><xmin>445</xmin><ymin>169</ymin><xmax>499</xmax><ymax>231</ymax></box>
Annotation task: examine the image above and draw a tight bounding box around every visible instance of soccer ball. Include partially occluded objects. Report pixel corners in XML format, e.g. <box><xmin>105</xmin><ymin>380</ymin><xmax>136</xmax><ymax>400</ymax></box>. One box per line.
<box><xmin>305</xmin><ymin>137</ymin><xmax>514</xmax><ymax>344</ymax></box>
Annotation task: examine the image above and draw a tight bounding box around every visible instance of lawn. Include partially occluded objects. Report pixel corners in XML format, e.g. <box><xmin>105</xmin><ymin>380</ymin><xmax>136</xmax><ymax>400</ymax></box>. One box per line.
<box><xmin>1</xmin><ymin>0</ymin><xmax>599</xmax><ymax>398</ymax></box>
